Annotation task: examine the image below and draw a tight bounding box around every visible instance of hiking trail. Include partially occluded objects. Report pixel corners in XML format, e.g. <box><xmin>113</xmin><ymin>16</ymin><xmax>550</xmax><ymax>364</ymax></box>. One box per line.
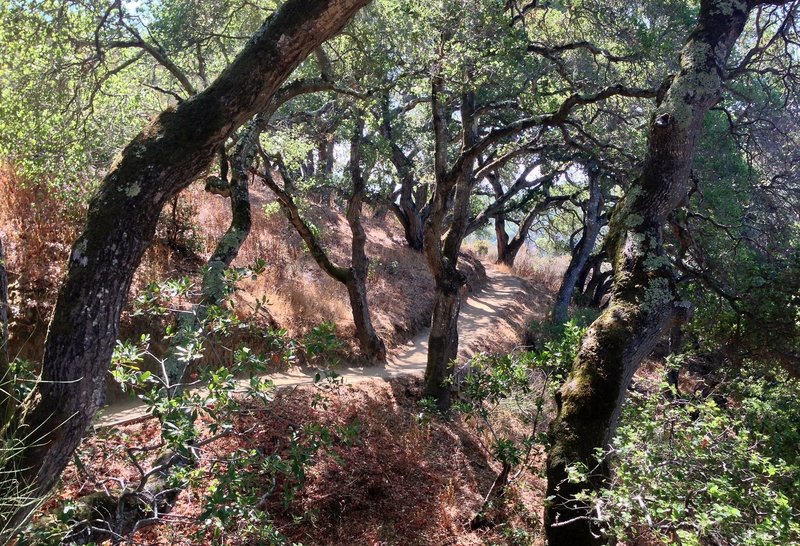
<box><xmin>96</xmin><ymin>266</ymin><xmax>532</xmax><ymax>427</ymax></box>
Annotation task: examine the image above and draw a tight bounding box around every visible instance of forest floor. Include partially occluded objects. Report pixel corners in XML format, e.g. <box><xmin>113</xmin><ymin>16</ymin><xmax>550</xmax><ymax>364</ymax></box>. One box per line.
<box><xmin>97</xmin><ymin>264</ymin><xmax>543</xmax><ymax>427</ymax></box>
<box><xmin>8</xmin><ymin>173</ymin><xmax>567</xmax><ymax>545</ymax></box>
<box><xmin>39</xmin><ymin>263</ymin><xmax>554</xmax><ymax>546</ymax></box>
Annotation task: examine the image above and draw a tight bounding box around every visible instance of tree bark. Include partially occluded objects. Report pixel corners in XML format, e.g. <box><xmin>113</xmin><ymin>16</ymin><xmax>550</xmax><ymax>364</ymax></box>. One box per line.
<box><xmin>423</xmin><ymin>85</ymin><xmax>477</xmax><ymax>411</ymax></box>
<box><xmin>552</xmin><ymin>166</ymin><xmax>602</xmax><ymax>324</ymax></box>
<box><xmin>575</xmin><ymin>251</ymin><xmax>604</xmax><ymax>304</ymax></box>
<box><xmin>545</xmin><ymin>2</ymin><xmax>755</xmax><ymax>544</ymax></box>
<box><xmin>382</xmin><ymin>100</ymin><xmax>430</xmax><ymax>252</ymax></box>
<box><xmin>496</xmin><ymin>193</ymin><xmax>570</xmax><ymax>268</ymax></box>
<box><xmin>346</xmin><ymin>118</ymin><xmax>387</xmax><ymax>362</ymax></box>
<box><xmin>0</xmin><ymin>0</ymin><xmax>370</xmax><ymax>539</ymax></box>
<box><xmin>0</xmin><ymin>237</ymin><xmax>10</xmax><ymax>428</ymax></box>
<box><xmin>494</xmin><ymin>216</ymin><xmax>512</xmax><ymax>266</ymax></box>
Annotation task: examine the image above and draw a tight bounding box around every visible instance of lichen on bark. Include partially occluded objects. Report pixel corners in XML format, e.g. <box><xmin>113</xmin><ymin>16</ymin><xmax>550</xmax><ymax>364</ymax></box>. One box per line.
<box><xmin>0</xmin><ymin>1</ymin><xmax>372</xmax><ymax>540</ymax></box>
<box><xmin>545</xmin><ymin>1</ymin><xmax>755</xmax><ymax>544</ymax></box>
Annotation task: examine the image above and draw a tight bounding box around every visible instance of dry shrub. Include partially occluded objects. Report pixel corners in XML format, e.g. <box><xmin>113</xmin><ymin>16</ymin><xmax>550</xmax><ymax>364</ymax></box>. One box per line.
<box><xmin>462</xmin><ymin>239</ymin><xmax>493</xmax><ymax>260</ymax></box>
<box><xmin>271</xmin><ymin>273</ymin><xmax>352</xmax><ymax>329</ymax></box>
<box><xmin>512</xmin><ymin>248</ymin><xmax>569</xmax><ymax>293</ymax></box>
<box><xmin>0</xmin><ymin>163</ymin><xmax>85</xmax><ymax>358</ymax></box>
<box><xmin>53</xmin><ymin>378</ymin><xmax>547</xmax><ymax>546</ymax></box>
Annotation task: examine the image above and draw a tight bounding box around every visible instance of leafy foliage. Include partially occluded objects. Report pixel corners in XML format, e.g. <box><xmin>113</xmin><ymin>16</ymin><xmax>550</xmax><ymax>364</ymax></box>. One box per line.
<box><xmin>592</xmin><ymin>372</ymin><xmax>800</xmax><ymax>545</ymax></box>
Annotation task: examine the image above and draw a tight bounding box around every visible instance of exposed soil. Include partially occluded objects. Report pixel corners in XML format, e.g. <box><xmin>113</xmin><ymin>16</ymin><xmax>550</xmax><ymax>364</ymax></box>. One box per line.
<box><xmin>97</xmin><ymin>265</ymin><xmax>541</xmax><ymax>427</ymax></box>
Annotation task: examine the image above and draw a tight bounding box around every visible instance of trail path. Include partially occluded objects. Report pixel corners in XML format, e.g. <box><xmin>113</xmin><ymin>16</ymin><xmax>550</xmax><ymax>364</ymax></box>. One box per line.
<box><xmin>96</xmin><ymin>267</ymin><xmax>530</xmax><ymax>427</ymax></box>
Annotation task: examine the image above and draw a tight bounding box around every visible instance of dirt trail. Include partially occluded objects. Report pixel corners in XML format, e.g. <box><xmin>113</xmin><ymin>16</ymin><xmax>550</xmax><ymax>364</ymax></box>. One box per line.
<box><xmin>96</xmin><ymin>266</ymin><xmax>534</xmax><ymax>427</ymax></box>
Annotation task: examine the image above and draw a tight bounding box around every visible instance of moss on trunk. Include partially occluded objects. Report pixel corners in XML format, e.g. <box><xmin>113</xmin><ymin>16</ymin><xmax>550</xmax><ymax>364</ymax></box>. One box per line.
<box><xmin>545</xmin><ymin>1</ymin><xmax>752</xmax><ymax>543</ymax></box>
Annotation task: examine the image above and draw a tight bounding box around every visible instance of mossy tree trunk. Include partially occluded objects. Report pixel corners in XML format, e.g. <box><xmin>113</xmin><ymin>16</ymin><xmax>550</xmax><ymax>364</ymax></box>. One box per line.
<box><xmin>545</xmin><ymin>2</ymin><xmax>757</xmax><ymax>544</ymax></box>
<box><xmin>0</xmin><ymin>0</ymin><xmax>370</xmax><ymax>539</ymax></box>
<box><xmin>553</xmin><ymin>165</ymin><xmax>603</xmax><ymax>324</ymax></box>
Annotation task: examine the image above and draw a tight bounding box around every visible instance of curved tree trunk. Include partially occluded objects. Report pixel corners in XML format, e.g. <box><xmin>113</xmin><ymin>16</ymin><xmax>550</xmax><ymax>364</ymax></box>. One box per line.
<box><xmin>497</xmin><ymin>235</ymin><xmax>525</xmax><ymax>268</ymax></box>
<box><xmin>589</xmin><ymin>269</ymin><xmax>613</xmax><ymax>308</ymax></box>
<box><xmin>545</xmin><ymin>2</ymin><xmax>755</xmax><ymax>544</ymax></box>
<box><xmin>389</xmin><ymin>185</ymin><xmax>428</xmax><ymax>252</ymax></box>
<box><xmin>495</xmin><ymin>192</ymin><xmax>572</xmax><ymax>268</ymax></box>
<box><xmin>496</xmin><ymin>202</ymin><xmax>541</xmax><ymax>268</ymax></box>
<box><xmin>552</xmin><ymin>167</ymin><xmax>602</xmax><ymax>324</ymax></box>
<box><xmin>259</xmin><ymin>118</ymin><xmax>386</xmax><ymax>363</ymax></box>
<box><xmin>0</xmin><ymin>1</ymin><xmax>370</xmax><ymax>539</ymax></box>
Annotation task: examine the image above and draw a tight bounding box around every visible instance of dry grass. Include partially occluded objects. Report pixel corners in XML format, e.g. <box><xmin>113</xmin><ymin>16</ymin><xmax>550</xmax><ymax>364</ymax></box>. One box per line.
<box><xmin>52</xmin><ymin>378</ymin><xmax>548</xmax><ymax>546</ymax></box>
<box><xmin>0</xmin><ymin>164</ymin><xmax>83</xmax><ymax>359</ymax></box>
<box><xmin>1</xmin><ymin>168</ymin><xmax>496</xmax><ymax>390</ymax></box>
<box><xmin>0</xmin><ymin>171</ymin><xmax>459</xmax><ymax>361</ymax></box>
<box><xmin>190</xmin><ymin>183</ymin><xmax>489</xmax><ymax>352</ymax></box>
<box><xmin>511</xmin><ymin>248</ymin><xmax>569</xmax><ymax>294</ymax></box>
<box><xmin>461</xmin><ymin>239</ymin><xmax>568</xmax><ymax>296</ymax></box>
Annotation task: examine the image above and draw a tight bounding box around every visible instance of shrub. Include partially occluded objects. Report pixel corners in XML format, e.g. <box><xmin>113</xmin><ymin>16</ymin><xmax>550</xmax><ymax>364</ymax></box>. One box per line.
<box><xmin>588</xmin><ymin>372</ymin><xmax>800</xmax><ymax>545</ymax></box>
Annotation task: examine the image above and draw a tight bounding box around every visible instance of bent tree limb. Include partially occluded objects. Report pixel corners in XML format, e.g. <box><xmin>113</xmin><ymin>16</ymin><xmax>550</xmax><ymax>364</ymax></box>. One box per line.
<box><xmin>163</xmin><ymin>56</ymin><xmax>374</xmax><ymax>388</ymax></box>
<box><xmin>545</xmin><ymin>1</ymin><xmax>761</xmax><ymax>544</ymax></box>
<box><xmin>0</xmin><ymin>0</ymin><xmax>370</xmax><ymax>540</ymax></box>
<box><xmin>495</xmin><ymin>191</ymin><xmax>572</xmax><ymax>268</ymax></box>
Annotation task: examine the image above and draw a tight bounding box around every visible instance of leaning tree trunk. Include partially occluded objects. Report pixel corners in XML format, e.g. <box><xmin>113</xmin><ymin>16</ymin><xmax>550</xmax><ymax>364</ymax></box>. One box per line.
<box><xmin>552</xmin><ymin>167</ymin><xmax>602</xmax><ymax>324</ymax></box>
<box><xmin>497</xmin><ymin>205</ymin><xmax>534</xmax><ymax>268</ymax></box>
<box><xmin>0</xmin><ymin>1</ymin><xmax>370</xmax><ymax>540</ymax></box>
<box><xmin>546</xmin><ymin>2</ymin><xmax>755</xmax><ymax>544</ymax></box>
<box><xmin>496</xmin><ymin>192</ymin><xmax>572</xmax><ymax>268</ymax></box>
<box><xmin>496</xmin><ymin>199</ymin><xmax>545</xmax><ymax>268</ymax></box>
<box><xmin>497</xmin><ymin>235</ymin><xmax>525</xmax><ymax>268</ymax></box>
<box><xmin>259</xmin><ymin>127</ymin><xmax>386</xmax><ymax>363</ymax></box>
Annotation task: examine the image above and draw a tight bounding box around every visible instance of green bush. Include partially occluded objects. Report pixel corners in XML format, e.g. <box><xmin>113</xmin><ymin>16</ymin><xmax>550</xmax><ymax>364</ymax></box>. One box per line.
<box><xmin>596</xmin><ymin>372</ymin><xmax>800</xmax><ymax>545</ymax></box>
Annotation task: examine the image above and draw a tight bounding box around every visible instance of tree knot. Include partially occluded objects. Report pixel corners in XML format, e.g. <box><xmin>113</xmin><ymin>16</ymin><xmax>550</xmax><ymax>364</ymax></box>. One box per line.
<box><xmin>654</xmin><ymin>113</ymin><xmax>672</xmax><ymax>128</ymax></box>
